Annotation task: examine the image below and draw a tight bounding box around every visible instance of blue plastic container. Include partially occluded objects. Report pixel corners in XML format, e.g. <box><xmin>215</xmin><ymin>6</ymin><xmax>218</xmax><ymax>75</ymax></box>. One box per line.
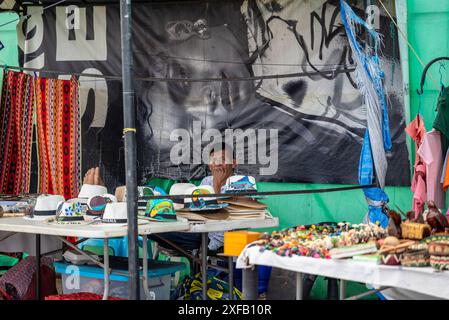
<box><xmin>78</xmin><ymin>236</ymin><xmax>151</xmax><ymax>258</ymax></box>
<box><xmin>54</xmin><ymin>260</ymin><xmax>185</xmax><ymax>299</ymax></box>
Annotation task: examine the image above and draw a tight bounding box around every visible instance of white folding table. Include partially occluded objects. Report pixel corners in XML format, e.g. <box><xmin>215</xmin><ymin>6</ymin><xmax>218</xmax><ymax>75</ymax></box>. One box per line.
<box><xmin>0</xmin><ymin>217</ymin><xmax>190</xmax><ymax>300</ymax></box>
<box><xmin>181</xmin><ymin>216</ymin><xmax>279</xmax><ymax>300</ymax></box>
<box><xmin>237</xmin><ymin>245</ymin><xmax>449</xmax><ymax>300</ymax></box>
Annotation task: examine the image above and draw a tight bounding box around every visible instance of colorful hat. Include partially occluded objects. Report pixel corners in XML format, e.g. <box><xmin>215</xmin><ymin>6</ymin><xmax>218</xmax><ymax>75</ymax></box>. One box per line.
<box><xmin>23</xmin><ymin>194</ymin><xmax>65</xmax><ymax>221</ymax></box>
<box><xmin>142</xmin><ymin>199</ymin><xmax>177</xmax><ymax>221</ymax></box>
<box><xmin>86</xmin><ymin>194</ymin><xmax>117</xmax><ymax>217</ymax></box>
<box><xmin>184</xmin><ymin>185</ymin><xmax>228</xmax><ymax>211</ymax></box>
<box><xmin>169</xmin><ymin>183</ymin><xmax>196</xmax><ymax>210</ymax></box>
<box><xmin>55</xmin><ymin>201</ymin><xmax>85</xmax><ymax>224</ymax></box>
<box><xmin>223</xmin><ymin>175</ymin><xmax>265</xmax><ymax>199</ymax></box>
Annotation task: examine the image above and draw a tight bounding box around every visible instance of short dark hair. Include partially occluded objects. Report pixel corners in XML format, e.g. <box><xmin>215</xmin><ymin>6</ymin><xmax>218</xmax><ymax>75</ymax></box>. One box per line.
<box><xmin>209</xmin><ymin>142</ymin><xmax>235</xmax><ymax>159</ymax></box>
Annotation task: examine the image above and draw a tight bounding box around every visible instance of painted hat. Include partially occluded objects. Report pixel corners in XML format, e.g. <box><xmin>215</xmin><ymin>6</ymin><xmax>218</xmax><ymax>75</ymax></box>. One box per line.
<box><xmin>55</xmin><ymin>201</ymin><xmax>85</xmax><ymax>224</ymax></box>
<box><xmin>223</xmin><ymin>175</ymin><xmax>265</xmax><ymax>199</ymax></box>
<box><xmin>86</xmin><ymin>194</ymin><xmax>117</xmax><ymax>217</ymax></box>
<box><xmin>184</xmin><ymin>185</ymin><xmax>228</xmax><ymax>211</ymax></box>
<box><xmin>142</xmin><ymin>199</ymin><xmax>177</xmax><ymax>222</ymax></box>
<box><xmin>24</xmin><ymin>194</ymin><xmax>65</xmax><ymax>221</ymax></box>
<box><xmin>169</xmin><ymin>183</ymin><xmax>196</xmax><ymax>210</ymax></box>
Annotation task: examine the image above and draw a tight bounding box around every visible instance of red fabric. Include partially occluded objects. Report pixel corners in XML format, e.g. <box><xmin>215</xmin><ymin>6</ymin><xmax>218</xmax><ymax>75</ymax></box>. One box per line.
<box><xmin>0</xmin><ymin>70</ymin><xmax>35</xmax><ymax>194</ymax></box>
<box><xmin>35</xmin><ymin>76</ymin><xmax>81</xmax><ymax>199</ymax></box>
<box><xmin>45</xmin><ymin>292</ymin><xmax>125</xmax><ymax>300</ymax></box>
<box><xmin>23</xmin><ymin>265</ymin><xmax>58</xmax><ymax>300</ymax></box>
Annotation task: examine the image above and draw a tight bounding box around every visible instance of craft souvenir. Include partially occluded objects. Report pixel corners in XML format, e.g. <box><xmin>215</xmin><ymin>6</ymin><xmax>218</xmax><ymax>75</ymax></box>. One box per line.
<box><xmin>428</xmin><ymin>241</ymin><xmax>449</xmax><ymax>256</ymax></box>
<box><xmin>387</xmin><ymin>209</ymin><xmax>402</xmax><ymax>238</ymax></box>
<box><xmin>141</xmin><ymin>199</ymin><xmax>177</xmax><ymax>222</ymax></box>
<box><xmin>183</xmin><ymin>185</ymin><xmax>228</xmax><ymax>211</ymax></box>
<box><xmin>401</xmin><ymin>221</ymin><xmax>431</xmax><ymax>240</ymax></box>
<box><xmin>425</xmin><ymin>201</ymin><xmax>449</xmax><ymax>233</ymax></box>
<box><xmin>55</xmin><ymin>201</ymin><xmax>85</xmax><ymax>224</ymax></box>
<box><xmin>86</xmin><ymin>194</ymin><xmax>117</xmax><ymax>217</ymax></box>
<box><xmin>401</xmin><ymin>243</ymin><xmax>430</xmax><ymax>267</ymax></box>
<box><xmin>222</xmin><ymin>175</ymin><xmax>266</xmax><ymax>199</ymax></box>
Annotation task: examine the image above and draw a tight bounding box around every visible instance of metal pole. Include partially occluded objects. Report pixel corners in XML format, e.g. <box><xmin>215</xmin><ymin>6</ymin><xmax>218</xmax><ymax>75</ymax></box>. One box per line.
<box><xmin>296</xmin><ymin>272</ymin><xmax>303</xmax><ymax>300</ymax></box>
<box><xmin>228</xmin><ymin>256</ymin><xmax>234</xmax><ymax>300</ymax></box>
<box><xmin>35</xmin><ymin>234</ymin><xmax>40</xmax><ymax>300</ymax></box>
<box><xmin>119</xmin><ymin>0</ymin><xmax>139</xmax><ymax>300</ymax></box>
<box><xmin>102</xmin><ymin>239</ymin><xmax>110</xmax><ymax>300</ymax></box>
<box><xmin>242</xmin><ymin>266</ymin><xmax>258</xmax><ymax>300</ymax></box>
<box><xmin>201</xmin><ymin>233</ymin><xmax>208</xmax><ymax>300</ymax></box>
<box><xmin>339</xmin><ymin>279</ymin><xmax>347</xmax><ymax>300</ymax></box>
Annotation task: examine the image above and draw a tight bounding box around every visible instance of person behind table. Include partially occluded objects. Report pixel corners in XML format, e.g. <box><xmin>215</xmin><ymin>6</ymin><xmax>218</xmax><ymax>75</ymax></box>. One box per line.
<box><xmin>149</xmin><ymin>142</ymin><xmax>237</xmax><ymax>252</ymax></box>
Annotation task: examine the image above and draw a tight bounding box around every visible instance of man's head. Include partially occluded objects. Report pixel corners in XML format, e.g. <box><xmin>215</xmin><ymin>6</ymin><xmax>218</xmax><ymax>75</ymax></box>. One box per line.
<box><xmin>208</xmin><ymin>142</ymin><xmax>236</xmax><ymax>172</ymax></box>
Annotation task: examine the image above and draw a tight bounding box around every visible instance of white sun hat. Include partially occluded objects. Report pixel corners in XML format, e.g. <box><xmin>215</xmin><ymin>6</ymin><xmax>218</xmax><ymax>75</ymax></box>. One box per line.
<box><xmin>71</xmin><ymin>184</ymin><xmax>108</xmax><ymax>204</ymax></box>
<box><xmin>169</xmin><ymin>183</ymin><xmax>196</xmax><ymax>210</ymax></box>
<box><xmin>97</xmin><ymin>202</ymin><xmax>128</xmax><ymax>226</ymax></box>
<box><xmin>23</xmin><ymin>194</ymin><xmax>65</xmax><ymax>221</ymax></box>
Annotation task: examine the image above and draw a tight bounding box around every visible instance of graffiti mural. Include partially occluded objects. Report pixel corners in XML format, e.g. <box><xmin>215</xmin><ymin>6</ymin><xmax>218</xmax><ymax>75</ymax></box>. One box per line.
<box><xmin>19</xmin><ymin>0</ymin><xmax>410</xmax><ymax>190</ymax></box>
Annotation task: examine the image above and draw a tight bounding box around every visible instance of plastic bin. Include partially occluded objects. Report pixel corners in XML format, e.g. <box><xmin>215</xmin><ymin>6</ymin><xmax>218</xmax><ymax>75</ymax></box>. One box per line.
<box><xmin>54</xmin><ymin>260</ymin><xmax>184</xmax><ymax>300</ymax></box>
<box><xmin>78</xmin><ymin>236</ymin><xmax>151</xmax><ymax>258</ymax></box>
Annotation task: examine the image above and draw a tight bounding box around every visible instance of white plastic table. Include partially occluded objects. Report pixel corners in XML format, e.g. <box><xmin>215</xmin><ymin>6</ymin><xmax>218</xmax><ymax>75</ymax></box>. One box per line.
<box><xmin>237</xmin><ymin>245</ymin><xmax>449</xmax><ymax>300</ymax></box>
<box><xmin>183</xmin><ymin>216</ymin><xmax>279</xmax><ymax>299</ymax></box>
<box><xmin>0</xmin><ymin>217</ymin><xmax>189</xmax><ymax>300</ymax></box>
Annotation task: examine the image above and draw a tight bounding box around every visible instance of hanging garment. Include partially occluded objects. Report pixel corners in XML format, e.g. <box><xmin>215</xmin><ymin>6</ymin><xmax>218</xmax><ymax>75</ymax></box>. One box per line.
<box><xmin>0</xmin><ymin>70</ymin><xmax>35</xmax><ymax>194</ymax></box>
<box><xmin>340</xmin><ymin>0</ymin><xmax>392</xmax><ymax>189</ymax></box>
<box><xmin>418</xmin><ymin>129</ymin><xmax>445</xmax><ymax>209</ymax></box>
<box><xmin>35</xmin><ymin>76</ymin><xmax>81</xmax><ymax>199</ymax></box>
<box><xmin>433</xmin><ymin>86</ymin><xmax>449</xmax><ymax>155</ymax></box>
<box><xmin>405</xmin><ymin>114</ymin><xmax>427</xmax><ymax>215</ymax></box>
<box><xmin>412</xmin><ymin>163</ymin><xmax>426</xmax><ymax>216</ymax></box>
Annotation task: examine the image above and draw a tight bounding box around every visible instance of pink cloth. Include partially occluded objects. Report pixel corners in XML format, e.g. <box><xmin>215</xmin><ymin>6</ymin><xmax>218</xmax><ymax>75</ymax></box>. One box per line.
<box><xmin>405</xmin><ymin>114</ymin><xmax>426</xmax><ymax>165</ymax></box>
<box><xmin>405</xmin><ymin>115</ymin><xmax>427</xmax><ymax>214</ymax></box>
<box><xmin>412</xmin><ymin>163</ymin><xmax>426</xmax><ymax>217</ymax></box>
<box><xmin>418</xmin><ymin>129</ymin><xmax>445</xmax><ymax>209</ymax></box>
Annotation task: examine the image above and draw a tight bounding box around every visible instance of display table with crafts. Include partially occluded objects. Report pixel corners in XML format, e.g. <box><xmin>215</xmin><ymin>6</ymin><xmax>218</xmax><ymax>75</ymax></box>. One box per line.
<box><xmin>0</xmin><ymin>216</ymin><xmax>190</xmax><ymax>300</ymax></box>
<box><xmin>236</xmin><ymin>221</ymin><xmax>449</xmax><ymax>300</ymax></box>
<box><xmin>237</xmin><ymin>245</ymin><xmax>449</xmax><ymax>299</ymax></box>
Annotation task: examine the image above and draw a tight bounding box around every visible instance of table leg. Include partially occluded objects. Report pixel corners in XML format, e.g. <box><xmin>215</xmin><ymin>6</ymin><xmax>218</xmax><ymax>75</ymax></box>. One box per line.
<box><xmin>102</xmin><ymin>239</ymin><xmax>110</xmax><ymax>300</ymax></box>
<box><xmin>228</xmin><ymin>256</ymin><xmax>234</xmax><ymax>300</ymax></box>
<box><xmin>339</xmin><ymin>279</ymin><xmax>346</xmax><ymax>300</ymax></box>
<box><xmin>242</xmin><ymin>266</ymin><xmax>258</xmax><ymax>300</ymax></box>
<box><xmin>142</xmin><ymin>235</ymin><xmax>153</xmax><ymax>300</ymax></box>
<box><xmin>296</xmin><ymin>272</ymin><xmax>303</xmax><ymax>300</ymax></box>
<box><xmin>201</xmin><ymin>233</ymin><xmax>208</xmax><ymax>300</ymax></box>
<box><xmin>35</xmin><ymin>234</ymin><xmax>41</xmax><ymax>300</ymax></box>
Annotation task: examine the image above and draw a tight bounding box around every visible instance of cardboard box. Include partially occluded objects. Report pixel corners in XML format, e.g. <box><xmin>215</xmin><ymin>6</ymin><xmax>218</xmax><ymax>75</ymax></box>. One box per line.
<box><xmin>224</xmin><ymin>231</ymin><xmax>261</xmax><ymax>256</ymax></box>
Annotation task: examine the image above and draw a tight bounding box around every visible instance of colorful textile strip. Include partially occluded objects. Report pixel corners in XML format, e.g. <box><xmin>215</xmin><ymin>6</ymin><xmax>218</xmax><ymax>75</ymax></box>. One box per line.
<box><xmin>35</xmin><ymin>75</ymin><xmax>81</xmax><ymax>199</ymax></box>
<box><xmin>0</xmin><ymin>70</ymin><xmax>35</xmax><ymax>194</ymax></box>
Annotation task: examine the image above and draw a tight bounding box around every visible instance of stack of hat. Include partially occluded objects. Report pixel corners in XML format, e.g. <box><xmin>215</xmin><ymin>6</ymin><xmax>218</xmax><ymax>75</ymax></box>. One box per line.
<box><xmin>170</xmin><ymin>184</ymin><xmax>228</xmax><ymax>212</ymax></box>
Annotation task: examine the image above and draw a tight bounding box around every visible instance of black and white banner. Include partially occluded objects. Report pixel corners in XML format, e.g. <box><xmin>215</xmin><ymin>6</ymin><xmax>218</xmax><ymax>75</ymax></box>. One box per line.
<box><xmin>19</xmin><ymin>0</ymin><xmax>410</xmax><ymax>189</ymax></box>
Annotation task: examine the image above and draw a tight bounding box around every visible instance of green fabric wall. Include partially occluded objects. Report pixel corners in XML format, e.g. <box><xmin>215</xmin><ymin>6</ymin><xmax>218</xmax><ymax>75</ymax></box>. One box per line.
<box><xmin>0</xmin><ymin>12</ymin><xmax>19</xmax><ymax>85</ymax></box>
